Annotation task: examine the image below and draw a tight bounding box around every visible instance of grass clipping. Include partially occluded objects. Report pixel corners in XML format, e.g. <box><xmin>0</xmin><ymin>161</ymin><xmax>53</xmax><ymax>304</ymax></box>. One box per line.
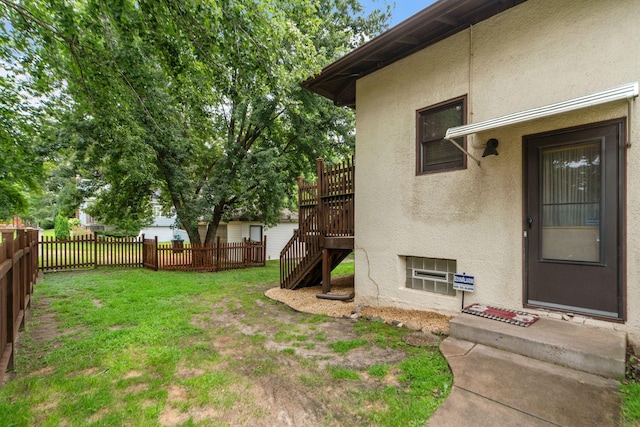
<box><xmin>265</xmin><ymin>275</ymin><xmax>451</xmax><ymax>334</ymax></box>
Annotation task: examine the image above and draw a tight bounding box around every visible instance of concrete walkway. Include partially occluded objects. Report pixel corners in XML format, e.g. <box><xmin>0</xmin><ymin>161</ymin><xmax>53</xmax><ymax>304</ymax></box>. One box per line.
<box><xmin>427</xmin><ymin>314</ymin><xmax>625</xmax><ymax>426</ymax></box>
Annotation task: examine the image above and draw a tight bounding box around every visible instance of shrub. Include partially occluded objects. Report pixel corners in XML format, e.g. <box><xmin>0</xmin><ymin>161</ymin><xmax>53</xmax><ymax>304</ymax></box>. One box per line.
<box><xmin>94</xmin><ymin>229</ymin><xmax>134</xmax><ymax>238</ymax></box>
<box><xmin>40</xmin><ymin>218</ymin><xmax>55</xmax><ymax>230</ymax></box>
<box><xmin>54</xmin><ymin>213</ymin><xmax>70</xmax><ymax>239</ymax></box>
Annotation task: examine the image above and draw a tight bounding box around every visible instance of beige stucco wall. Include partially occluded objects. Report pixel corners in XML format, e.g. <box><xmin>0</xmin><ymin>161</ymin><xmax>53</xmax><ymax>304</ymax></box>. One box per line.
<box><xmin>354</xmin><ymin>0</ymin><xmax>640</xmax><ymax>332</ymax></box>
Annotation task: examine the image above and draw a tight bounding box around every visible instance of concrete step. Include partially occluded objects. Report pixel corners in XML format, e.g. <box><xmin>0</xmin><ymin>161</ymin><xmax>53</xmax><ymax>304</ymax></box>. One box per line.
<box><xmin>429</xmin><ymin>338</ymin><xmax>621</xmax><ymax>426</ymax></box>
<box><xmin>449</xmin><ymin>313</ymin><xmax>627</xmax><ymax>378</ymax></box>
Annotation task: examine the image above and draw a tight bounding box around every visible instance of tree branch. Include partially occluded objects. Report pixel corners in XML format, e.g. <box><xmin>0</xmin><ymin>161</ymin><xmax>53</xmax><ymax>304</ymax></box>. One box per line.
<box><xmin>0</xmin><ymin>0</ymin><xmax>77</xmax><ymax>46</ymax></box>
<box><xmin>96</xmin><ymin>0</ymin><xmax>163</xmax><ymax>135</ymax></box>
<box><xmin>0</xmin><ymin>0</ymin><xmax>95</xmax><ymax>102</ymax></box>
<box><xmin>194</xmin><ymin>157</ymin><xmax>220</xmax><ymax>196</ymax></box>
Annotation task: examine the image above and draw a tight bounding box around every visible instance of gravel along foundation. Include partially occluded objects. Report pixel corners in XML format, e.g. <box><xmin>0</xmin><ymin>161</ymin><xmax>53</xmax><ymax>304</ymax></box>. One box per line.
<box><xmin>265</xmin><ymin>275</ymin><xmax>452</xmax><ymax>335</ymax></box>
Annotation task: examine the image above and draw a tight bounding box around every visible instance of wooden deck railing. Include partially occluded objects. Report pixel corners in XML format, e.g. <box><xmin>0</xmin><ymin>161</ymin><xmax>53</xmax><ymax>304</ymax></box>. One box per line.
<box><xmin>296</xmin><ymin>157</ymin><xmax>355</xmax><ymax>236</ymax></box>
<box><xmin>0</xmin><ymin>229</ymin><xmax>39</xmax><ymax>384</ymax></box>
<box><xmin>280</xmin><ymin>157</ymin><xmax>354</xmax><ymax>289</ymax></box>
<box><xmin>318</xmin><ymin>157</ymin><xmax>355</xmax><ymax>237</ymax></box>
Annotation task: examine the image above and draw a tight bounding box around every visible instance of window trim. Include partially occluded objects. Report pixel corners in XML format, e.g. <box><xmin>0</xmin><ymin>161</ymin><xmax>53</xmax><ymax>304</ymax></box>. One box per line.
<box><xmin>416</xmin><ymin>95</ymin><xmax>468</xmax><ymax>175</ymax></box>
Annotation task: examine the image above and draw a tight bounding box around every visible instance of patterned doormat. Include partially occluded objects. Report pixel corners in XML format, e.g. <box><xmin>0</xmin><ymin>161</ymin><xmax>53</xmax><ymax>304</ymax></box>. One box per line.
<box><xmin>462</xmin><ymin>303</ymin><xmax>539</xmax><ymax>327</ymax></box>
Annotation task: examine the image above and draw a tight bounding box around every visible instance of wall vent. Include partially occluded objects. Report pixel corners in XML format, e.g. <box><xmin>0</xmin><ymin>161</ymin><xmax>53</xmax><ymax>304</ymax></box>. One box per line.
<box><xmin>412</xmin><ymin>269</ymin><xmax>448</xmax><ymax>282</ymax></box>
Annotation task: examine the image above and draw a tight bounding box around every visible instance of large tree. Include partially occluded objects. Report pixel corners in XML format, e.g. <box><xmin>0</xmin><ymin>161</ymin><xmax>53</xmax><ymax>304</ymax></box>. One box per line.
<box><xmin>0</xmin><ymin>43</ymin><xmax>48</xmax><ymax>221</ymax></box>
<box><xmin>2</xmin><ymin>0</ymin><xmax>388</xmax><ymax>242</ymax></box>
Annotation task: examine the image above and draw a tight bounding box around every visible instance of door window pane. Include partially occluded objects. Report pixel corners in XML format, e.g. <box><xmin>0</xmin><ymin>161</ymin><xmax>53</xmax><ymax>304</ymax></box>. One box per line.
<box><xmin>540</xmin><ymin>142</ymin><xmax>601</xmax><ymax>262</ymax></box>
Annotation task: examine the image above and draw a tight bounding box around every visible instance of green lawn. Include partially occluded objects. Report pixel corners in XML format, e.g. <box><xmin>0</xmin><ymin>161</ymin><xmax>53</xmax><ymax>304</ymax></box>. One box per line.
<box><xmin>0</xmin><ymin>260</ymin><xmax>453</xmax><ymax>426</ymax></box>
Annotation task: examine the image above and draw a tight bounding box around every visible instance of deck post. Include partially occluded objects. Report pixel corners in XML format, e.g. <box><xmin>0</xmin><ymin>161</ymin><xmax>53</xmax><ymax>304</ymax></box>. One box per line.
<box><xmin>321</xmin><ymin>248</ymin><xmax>331</xmax><ymax>294</ymax></box>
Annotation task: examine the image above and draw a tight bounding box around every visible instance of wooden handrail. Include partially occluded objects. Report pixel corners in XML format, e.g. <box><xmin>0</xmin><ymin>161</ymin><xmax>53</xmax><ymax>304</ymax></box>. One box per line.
<box><xmin>280</xmin><ymin>206</ymin><xmax>321</xmax><ymax>289</ymax></box>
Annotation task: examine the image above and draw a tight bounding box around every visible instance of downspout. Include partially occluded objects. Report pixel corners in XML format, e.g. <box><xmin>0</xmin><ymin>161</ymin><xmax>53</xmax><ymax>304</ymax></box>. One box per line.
<box><xmin>316</xmin><ymin>292</ymin><xmax>355</xmax><ymax>301</ymax></box>
<box><xmin>443</xmin><ymin>24</ymin><xmax>481</xmax><ymax>167</ymax></box>
<box><xmin>628</xmin><ymin>97</ymin><xmax>634</xmax><ymax>148</ymax></box>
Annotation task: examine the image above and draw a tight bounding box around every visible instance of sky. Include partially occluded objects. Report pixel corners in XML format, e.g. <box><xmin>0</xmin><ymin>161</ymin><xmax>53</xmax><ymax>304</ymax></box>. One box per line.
<box><xmin>360</xmin><ymin>0</ymin><xmax>438</xmax><ymax>28</ymax></box>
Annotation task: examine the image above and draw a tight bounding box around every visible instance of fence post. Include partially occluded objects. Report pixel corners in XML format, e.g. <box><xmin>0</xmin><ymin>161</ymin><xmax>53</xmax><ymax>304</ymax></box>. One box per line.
<box><xmin>93</xmin><ymin>233</ymin><xmax>98</xmax><ymax>269</ymax></box>
<box><xmin>242</xmin><ymin>237</ymin><xmax>248</xmax><ymax>264</ymax></box>
<box><xmin>1</xmin><ymin>230</ymin><xmax>15</xmax><ymax>372</ymax></box>
<box><xmin>26</xmin><ymin>229</ymin><xmax>37</xmax><ymax>291</ymax></box>
<box><xmin>154</xmin><ymin>236</ymin><xmax>158</xmax><ymax>271</ymax></box>
<box><xmin>215</xmin><ymin>236</ymin><xmax>221</xmax><ymax>272</ymax></box>
<box><xmin>141</xmin><ymin>234</ymin><xmax>145</xmax><ymax>268</ymax></box>
<box><xmin>17</xmin><ymin>230</ymin><xmax>27</xmax><ymax>331</ymax></box>
<box><xmin>262</xmin><ymin>235</ymin><xmax>267</xmax><ymax>266</ymax></box>
<box><xmin>23</xmin><ymin>230</ymin><xmax>31</xmax><ymax>300</ymax></box>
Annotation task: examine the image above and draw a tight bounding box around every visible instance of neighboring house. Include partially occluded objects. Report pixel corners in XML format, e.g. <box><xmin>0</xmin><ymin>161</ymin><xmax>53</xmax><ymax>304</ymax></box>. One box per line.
<box><xmin>198</xmin><ymin>210</ymin><xmax>299</xmax><ymax>261</ymax></box>
<box><xmin>78</xmin><ymin>199</ymin><xmax>190</xmax><ymax>241</ymax></box>
<box><xmin>138</xmin><ymin>203</ymin><xmax>189</xmax><ymax>242</ymax></box>
<box><xmin>303</xmin><ymin>0</ymin><xmax>640</xmax><ymax>333</ymax></box>
<box><xmin>77</xmin><ymin>205</ymin><xmax>103</xmax><ymax>231</ymax></box>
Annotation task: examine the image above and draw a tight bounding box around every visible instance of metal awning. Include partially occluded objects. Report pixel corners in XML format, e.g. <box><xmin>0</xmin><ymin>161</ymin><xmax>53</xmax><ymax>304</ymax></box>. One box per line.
<box><xmin>445</xmin><ymin>82</ymin><xmax>639</xmax><ymax>165</ymax></box>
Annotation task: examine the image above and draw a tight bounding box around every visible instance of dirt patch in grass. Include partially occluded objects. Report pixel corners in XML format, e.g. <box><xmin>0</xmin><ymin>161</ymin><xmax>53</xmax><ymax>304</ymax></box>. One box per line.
<box><xmin>2</xmin><ymin>296</ymin><xmax>62</xmax><ymax>385</ymax></box>
<box><xmin>171</xmin><ymin>275</ymin><xmax>452</xmax><ymax>425</ymax></box>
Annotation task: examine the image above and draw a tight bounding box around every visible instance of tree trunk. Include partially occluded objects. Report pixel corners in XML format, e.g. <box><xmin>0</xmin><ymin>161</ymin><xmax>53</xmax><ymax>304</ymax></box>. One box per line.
<box><xmin>182</xmin><ymin>220</ymin><xmax>202</xmax><ymax>245</ymax></box>
<box><xmin>204</xmin><ymin>206</ymin><xmax>225</xmax><ymax>245</ymax></box>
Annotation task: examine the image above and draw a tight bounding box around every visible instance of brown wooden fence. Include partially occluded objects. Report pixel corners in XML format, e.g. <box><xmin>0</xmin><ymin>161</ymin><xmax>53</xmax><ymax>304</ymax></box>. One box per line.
<box><xmin>0</xmin><ymin>229</ymin><xmax>39</xmax><ymax>384</ymax></box>
<box><xmin>156</xmin><ymin>238</ymin><xmax>266</xmax><ymax>272</ymax></box>
<box><xmin>40</xmin><ymin>234</ymin><xmax>267</xmax><ymax>272</ymax></box>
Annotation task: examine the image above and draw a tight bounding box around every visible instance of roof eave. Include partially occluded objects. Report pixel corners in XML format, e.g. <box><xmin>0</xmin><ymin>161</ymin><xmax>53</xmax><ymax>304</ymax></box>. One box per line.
<box><xmin>303</xmin><ymin>0</ymin><xmax>527</xmax><ymax>108</ymax></box>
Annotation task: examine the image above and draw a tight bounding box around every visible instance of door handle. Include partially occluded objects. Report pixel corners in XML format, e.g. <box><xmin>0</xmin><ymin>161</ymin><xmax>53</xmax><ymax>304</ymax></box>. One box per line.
<box><xmin>527</xmin><ymin>216</ymin><xmax>533</xmax><ymax>229</ymax></box>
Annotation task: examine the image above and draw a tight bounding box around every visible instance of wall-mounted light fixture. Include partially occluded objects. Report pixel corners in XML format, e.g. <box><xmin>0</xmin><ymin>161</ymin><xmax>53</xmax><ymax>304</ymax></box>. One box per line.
<box><xmin>482</xmin><ymin>138</ymin><xmax>499</xmax><ymax>157</ymax></box>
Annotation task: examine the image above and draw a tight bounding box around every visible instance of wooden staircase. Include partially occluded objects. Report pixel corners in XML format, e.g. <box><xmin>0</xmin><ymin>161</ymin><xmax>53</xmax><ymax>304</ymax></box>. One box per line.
<box><xmin>280</xmin><ymin>158</ymin><xmax>354</xmax><ymax>291</ymax></box>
